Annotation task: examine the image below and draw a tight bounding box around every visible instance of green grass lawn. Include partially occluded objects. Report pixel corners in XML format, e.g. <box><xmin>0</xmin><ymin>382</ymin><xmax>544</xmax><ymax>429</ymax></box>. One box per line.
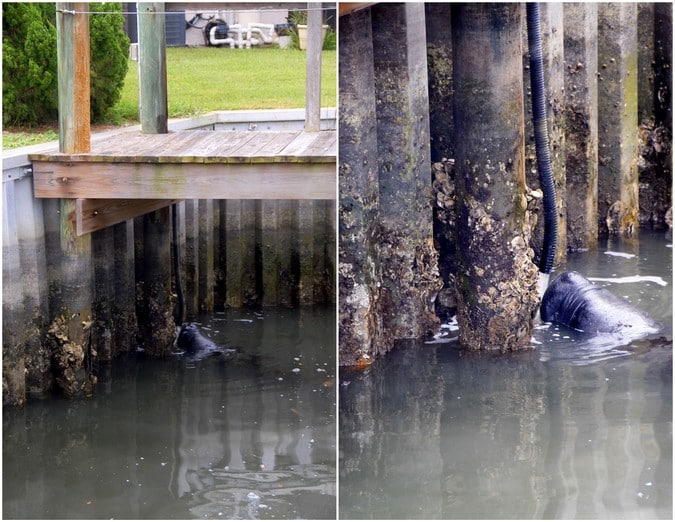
<box><xmin>4</xmin><ymin>46</ymin><xmax>336</xmax><ymax>149</ymax></box>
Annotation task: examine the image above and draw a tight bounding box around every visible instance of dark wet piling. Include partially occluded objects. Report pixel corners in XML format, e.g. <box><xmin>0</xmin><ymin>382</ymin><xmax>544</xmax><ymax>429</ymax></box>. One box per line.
<box><xmin>597</xmin><ymin>3</ymin><xmax>639</xmax><ymax>235</ymax></box>
<box><xmin>140</xmin><ymin>208</ymin><xmax>175</xmax><ymax>356</ymax></box>
<box><xmin>452</xmin><ymin>3</ymin><xmax>539</xmax><ymax>351</ymax></box>
<box><xmin>426</xmin><ymin>3</ymin><xmax>454</xmax><ymax>164</ymax></box>
<box><xmin>563</xmin><ymin>3</ymin><xmax>599</xmax><ymax>251</ymax></box>
<box><xmin>198</xmin><ymin>199</ymin><xmax>215</xmax><ymax>311</ymax></box>
<box><xmin>92</xmin><ymin>228</ymin><xmax>115</xmax><ymax>361</ymax></box>
<box><xmin>338</xmin><ymin>7</ymin><xmax>385</xmax><ymax>365</ymax></box>
<box><xmin>222</xmin><ymin>200</ymin><xmax>256</xmax><ymax>308</ymax></box>
<box><xmin>338</xmin><ymin>5</ymin><xmax>443</xmax><ymax>366</ymax></box>
<box><xmin>637</xmin><ymin>3</ymin><xmax>672</xmax><ymax>228</ymax></box>
<box><xmin>371</xmin><ymin>4</ymin><xmax>442</xmax><ymax>342</ymax></box>
<box><xmin>112</xmin><ymin>221</ymin><xmax>139</xmax><ymax>354</ymax></box>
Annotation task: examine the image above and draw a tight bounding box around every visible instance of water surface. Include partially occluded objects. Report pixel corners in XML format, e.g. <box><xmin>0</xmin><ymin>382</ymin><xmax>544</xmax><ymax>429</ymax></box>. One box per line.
<box><xmin>340</xmin><ymin>231</ymin><xmax>672</xmax><ymax>519</ymax></box>
<box><xmin>4</xmin><ymin>306</ymin><xmax>336</xmax><ymax>519</ymax></box>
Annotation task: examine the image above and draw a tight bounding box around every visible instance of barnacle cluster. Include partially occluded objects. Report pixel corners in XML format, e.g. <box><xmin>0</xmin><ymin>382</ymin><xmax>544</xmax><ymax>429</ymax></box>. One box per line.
<box><xmin>47</xmin><ymin>311</ymin><xmax>97</xmax><ymax>397</ymax></box>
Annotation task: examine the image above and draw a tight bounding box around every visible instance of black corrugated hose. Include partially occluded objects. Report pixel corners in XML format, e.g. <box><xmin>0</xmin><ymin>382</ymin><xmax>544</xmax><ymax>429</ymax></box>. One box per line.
<box><xmin>526</xmin><ymin>3</ymin><xmax>558</xmax><ymax>274</ymax></box>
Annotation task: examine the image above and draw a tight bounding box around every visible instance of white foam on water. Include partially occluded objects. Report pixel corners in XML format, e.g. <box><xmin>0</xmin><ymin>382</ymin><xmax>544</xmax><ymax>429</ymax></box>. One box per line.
<box><xmin>604</xmin><ymin>250</ymin><xmax>637</xmax><ymax>259</ymax></box>
<box><xmin>588</xmin><ymin>275</ymin><xmax>668</xmax><ymax>287</ymax></box>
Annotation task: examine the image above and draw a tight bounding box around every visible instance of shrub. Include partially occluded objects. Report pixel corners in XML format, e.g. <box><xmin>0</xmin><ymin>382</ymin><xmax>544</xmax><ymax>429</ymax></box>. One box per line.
<box><xmin>89</xmin><ymin>3</ymin><xmax>129</xmax><ymax>121</ymax></box>
<box><xmin>2</xmin><ymin>3</ymin><xmax>59</xmax><ymax>125</ymax></box>
<box><xmin>2</xmin><ymin>2</ymin><xmax>129</xmax><ymax>126</ymax></box>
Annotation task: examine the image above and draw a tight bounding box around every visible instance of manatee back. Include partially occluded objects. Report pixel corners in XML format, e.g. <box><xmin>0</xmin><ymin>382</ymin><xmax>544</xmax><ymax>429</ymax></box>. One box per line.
<box><xmin>541</xmin><ymin>271</ymin><xmax>661</xmax><ymax>336</ymax></box>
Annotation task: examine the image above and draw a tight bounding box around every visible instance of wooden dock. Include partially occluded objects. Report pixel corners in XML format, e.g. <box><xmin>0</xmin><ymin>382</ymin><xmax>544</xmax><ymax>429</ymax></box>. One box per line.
<box><xmin>30</xmin><ymin>129</ymin><xmax>336</xmax><ymax>200</ymax></box>
<box><xmin>29</xmin><ymin>128</ymin><xmax>336</xmax><ymax>235</ymax></box>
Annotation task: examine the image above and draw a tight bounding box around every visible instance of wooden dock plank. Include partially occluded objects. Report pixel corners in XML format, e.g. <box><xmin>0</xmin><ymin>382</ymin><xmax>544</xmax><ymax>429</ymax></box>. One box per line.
<box><xmin>32</xmin><ymin>160</ymin><xmax>336</xmax><ymax>200</ymax></box>
<box><xmin>29</xmin><ymin>130</ymin><xmax>336</xmax><ymax>163</ymax></box>
<box><xmin>303</xmin><ymin>131</ymin><xmax>338</xmax><ymax>156</ymax></box>
<box><xmin>278</xmin><ymin>131</ymin><xmax>325</xmax><ymax>156</ymax></box>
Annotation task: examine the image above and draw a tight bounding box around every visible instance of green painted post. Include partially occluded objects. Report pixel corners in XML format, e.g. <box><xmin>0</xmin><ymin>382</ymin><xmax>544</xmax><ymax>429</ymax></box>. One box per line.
<box><xmin>138</xmin><ymin>2</ymin><xmax>168</xmax><ymax>134</ymax></box>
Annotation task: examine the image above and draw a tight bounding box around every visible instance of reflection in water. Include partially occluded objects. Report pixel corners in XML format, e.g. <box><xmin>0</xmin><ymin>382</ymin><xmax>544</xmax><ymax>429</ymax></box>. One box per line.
<box><xmin>340</xmin><ymin>232</ymin><xmax>672</xmax><ymax>519</ymax></box>
<box><xmin>3</xmin><ymin>307</ymin><xmax>336</xmax><ymax>519</ymax></box>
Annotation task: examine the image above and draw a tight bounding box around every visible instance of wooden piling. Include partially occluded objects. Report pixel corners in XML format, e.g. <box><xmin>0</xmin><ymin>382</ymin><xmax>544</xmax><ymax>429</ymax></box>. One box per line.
<box><xmin>638</xmin><ymin>4</ymin><xmax>656</xmax><ymax>124</ymax></box>
<box><xmin>637</xmin><ymin>4</ymin><xmax>672</xmax><ymax>227</ymax></box>
<box><xmin>276</xmin><ymin>200</ymin><xmax>294</xmax><ymax>307</ymax></box>
<box><xmin>338</xmin><ymin>7</ymin><xmax>385</xmax><ymax>365</ymax></box>
<box><xmin>305</xmin><ymin>2</ymin><xmax>323</xmax><ymax>132</ymax></box>
<box><xmin>371</xmin><ymin>3</ymin><xmax>442</xmax><ymax>341</ymax></box>
<box><xmin>138</xmin><ymin>2</ymin><xmax>168</xmax><ymax>134</ymax></box>
<box><xmin>222</xmin><ymin>200</ymin><xmax>258</xmax><ymax>308</ymax></box>
<box><xmin>223</xmin><ymin>200</ymin><xmax>244</xmax><ymax>308</ymax></box>
<box><xmin>320</xmin><ymin>199</ymin><xmax>337</xmax><ymax>303</ymax></box>
<box><xmin>182</xmin><ymin>200</ymin><xmax>199</xmax><ymax>318</ymax></box>
<box><xmin>297</xmin><ymin>200</ymin><xmax>315</xmax><ymax>305</ymax></box>
<box><xmin>563</xmin><ymin>3</ymin><xmax>599</xmax><ymax>250</ymax></box>
<box><xmin>112</xmin><ymin>220</ymin><xmax>138</xmax><ymax>355</ymax></box>
<box><xmin>57</xmin><ymin>2</ymin><xmax>90</xmax><ymax>153</ymax></box>
<box><xmin>92</xmin><ymin>228</ymin><xmax>115</xmax><ymax>361</ymax></box>
<box><xmin>140</xmin><ymin>207</ymin><xmax>175</xmax><ymax>356</ymax></box>
<box><xmin>653</xmin><ymin>3</ymin><xmax>672</xmax><ymax>127</ymax></box>
<box><xmin>48</xmin><ymin>3</ymin><xmax>96</xmax><ymax>397</ymax></box>
<box><xmin>452</xmin><ymin>3</ymin><xmax>539</xmax><ymax>351</ymax></box>
<box><xmin>260</xmin><ymin>200</ymin><xmax>280</xmax><ymax>306</ymax></box>
<box><xmin>425</xmin><ymin>4</ymin><xmax>454</xmax><ymax>163</ymax></box>
<box><xmin>598</xmin><ymin>3</ymin><xmax>639</xmax><ymax>236</ymax></box>
<box><xmin>197</xmin><ymin>199</ymin><xmax>214</xmax><ymax>312</ymax></box>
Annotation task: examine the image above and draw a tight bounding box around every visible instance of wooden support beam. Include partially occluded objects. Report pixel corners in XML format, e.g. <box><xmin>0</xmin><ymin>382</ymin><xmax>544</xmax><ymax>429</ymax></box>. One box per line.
<box><xmin>32</xmin><ymin>161</ymin><xmax>336</xmax><ymax>200</ymax></box>
<box><xmin>76</xmin><ymin>198</ymin><xmax>179</xmax><ymax>236</ymax></box>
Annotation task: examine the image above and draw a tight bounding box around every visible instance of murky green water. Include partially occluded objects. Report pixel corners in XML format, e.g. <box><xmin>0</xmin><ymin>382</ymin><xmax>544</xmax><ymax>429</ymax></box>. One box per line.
<box><xmin>3</xmin><ymin>306</ymin><xmax>336</xmax><ymax>519</ymax></box>
<box><xmin>339</xmin><ymin>230</ymin><xmax>672</xmax><ymax>519</ymax></box>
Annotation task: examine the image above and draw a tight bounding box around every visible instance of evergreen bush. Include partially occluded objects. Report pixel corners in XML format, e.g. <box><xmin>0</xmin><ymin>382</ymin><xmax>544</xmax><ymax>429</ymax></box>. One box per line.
<box><xmin>2</xmin><ymin>2</ymin><xmax>129</xmax><ymax>126</ymax></box>
<box><xmin>2</xmin><ymin>3</ymin><xmax>58</xmax><ymax>125</ymax></box>
<box><xmin>89</xmin><ymin>3</ymin><xmax>129</xmax><ymax>121</ymax></box>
